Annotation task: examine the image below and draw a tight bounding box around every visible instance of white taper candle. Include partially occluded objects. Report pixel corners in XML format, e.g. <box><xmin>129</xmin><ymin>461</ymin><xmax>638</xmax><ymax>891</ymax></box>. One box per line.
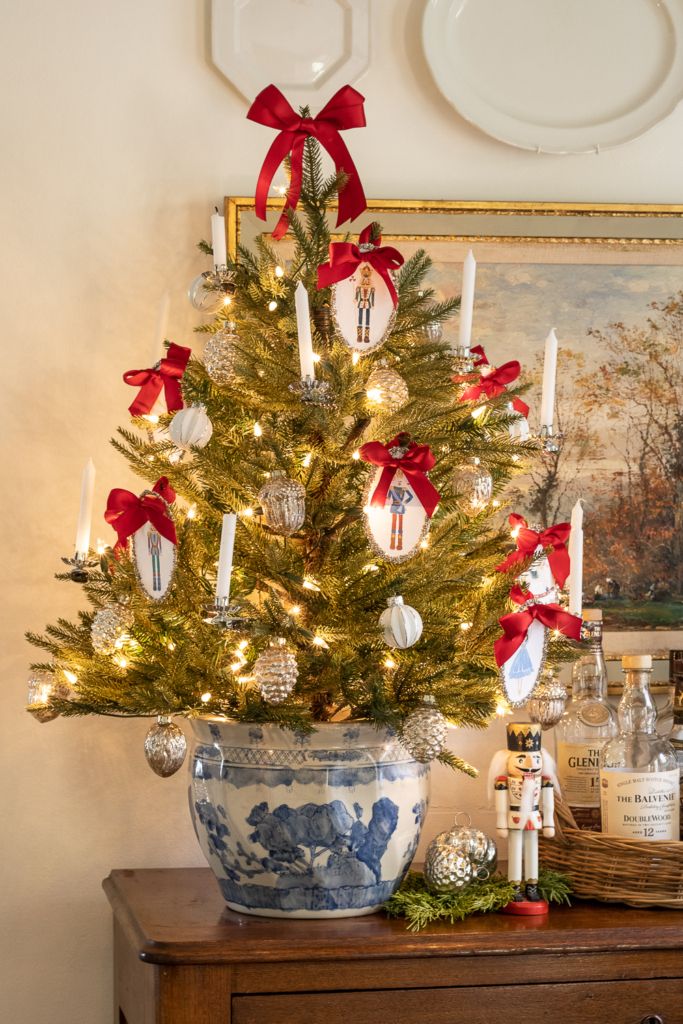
<box><xmin>211</xmin><ymin>211</ymin><xmax>227</xmax><ymax>269</ymax></box>
<box><xmin>74</xmin><ymin>458</ymin><xmax>96</xmax><ymax>559</ymax></box>
<box><xmin>216</xmin><ymin>513</ymin><xmax>237</xmax><ymax>602</ymax></box>
<box><xmin>568</xmin><ymin>499</ymin><xmax>584</xmax><ymax>617</ymax></box>
<box><xmin>458</xmin><ymin>250</ymin><xmax>476</xmax><ymax>354</ymax></box>
<box><xmin>295</xmin><ymin>281</ymin><xmax>315</xmax><ymax>380</ymax></box>
<box><xmin>540</xmin><ymin>328</ymin><xmax>558</xmax><ymax>430</ymax></box>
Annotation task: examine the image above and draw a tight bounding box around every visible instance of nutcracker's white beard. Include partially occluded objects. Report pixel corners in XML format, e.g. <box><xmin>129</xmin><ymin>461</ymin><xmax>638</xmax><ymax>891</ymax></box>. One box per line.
<box><xmin>519</xmin><ymin>775</ymin><xmax>535</xmax><ymax>827</ymax></box>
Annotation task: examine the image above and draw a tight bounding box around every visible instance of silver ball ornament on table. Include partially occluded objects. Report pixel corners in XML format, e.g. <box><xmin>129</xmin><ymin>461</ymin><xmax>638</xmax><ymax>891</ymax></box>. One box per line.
<box><xmin>91</xmin><ymin>603</ymin><xmax>133</xmax><ymax>656</ymax></box>
<box><xmin>449</xmin><ymin>814</ymin><xmax>498</xmax><ymax>876</ymax></box>
<box><xmin>144</xmin><ymin>716</ymin><xmax>187</xmax><ymax>777</ymax></box>
<box><xmin>424</xmin><ymin>831</ymin><xmax>475</xmax><ymax>894</ymax></box>
<box><xmin>526</xmin><ymin>668</ymin><xmax>568</xmax><ymax>729</ymax></box>
<box><xmin>204</xmin><ymin>321</ymin><xmax>238</xmax><ymax>384</ymax></box>
<box><xmin>365</xmin><ymin>364</ymin><xmax>409</xmax><ymax>413</ymax></box>
<box><xmin>451</xmin><ymin>458</ymin><xmax>493</xmax><ymax>515</ymax></box>
<box><xmin>258</xmin><ymin>471</ymin><xmax>306</xmax><ymax>536</ymax></box>
<box><xmin>401</xmin><ymin>695</ymin><xmax>448</xmax><ymax>763</ymax></box>
<box><xmin>379</xmin><ymin>595</ymin><xmax>423</xmax><ymax>650</ymax></box>
<box><xmin>254</xmin><ymin>638</ymin><xmax>298</xmax><ymax>704</ymax></box>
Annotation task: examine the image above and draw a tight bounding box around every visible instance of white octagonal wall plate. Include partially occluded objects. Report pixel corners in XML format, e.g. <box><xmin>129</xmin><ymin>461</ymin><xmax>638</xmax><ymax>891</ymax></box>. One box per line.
<box><xmin>423</xmin><ymin>0</ymin><xmax>683</xmax><ymax>154</ymax></box>
<box><xmin>212</xmin><ymin>0</ymin><xmax>370</xmax><ymax>106</ymax></box>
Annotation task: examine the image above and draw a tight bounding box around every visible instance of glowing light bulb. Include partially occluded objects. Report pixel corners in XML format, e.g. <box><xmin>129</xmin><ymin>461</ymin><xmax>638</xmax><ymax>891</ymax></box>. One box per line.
<box><xmin>268</xmin><ymin>300</ymin><xmax>278</xmax><ymax>312</ymax></box>
<box><xmin>274</xmin><ymin>265</ymin><xmax>284</xmax><ymax>278</ymax></box>
<box><xmin>274</xmin><ymin>184</ymin><xmax>287</xmax><ymax>196</ymax></box>
<box><xmin>384</xmin><ymin>657</ymin><xmax>397</xmax><ymax>670</ymax></box>
<box><xmin>302</xmin><ymin>452</ymin><xmax>313</xmax><ymax>468</ymax></box>
<box><xmin>142</xmin><ymin>414</ymin><xmax>159</xmax><ymax>425</ymax></box>
<box><xmin>186</xmin><ymin>504</ymin><xmax>197</xmax><ymax>520</ymax></box>
<box><xmin>63</xmin><ymin>670</ymin><xmax>78</xmax><ymax>685</ymax></box>
<box><xmin>115</xmin><ymin>655</ymin><xmax>128</xmax><ymax>669</ymax></box>
<box><xmin>253</xmin><ymin>421</ymin><xmax>263</xmax><ymax>438</ymax></box>
<box><xmin>167</xmin><ymin>641</ymin><xmax>176</xmax><ymax>651</ymax></box>
<box><xmin>471</xmin><ymin>406</ymin><xmax>487</xmax><ymax>420</ymax></box>
<box><xmin>223</xmin><ymin>295</ymin><xmax>233</xmax><ymax>307</ymax></box>
<box><xmin>511</xmin><ymin>454</ymin><xmax>521</xmax><ymax>463</ymax></box>
<box><xmin>492</xmin><ymin>499</ymin><xmax>501</xmax><ymax>508</ymax></box>
<box><xmin>168</xmin><ymin>450</ymin><xmax>182</xmax><ymax>464</ymax></box>
<box><xmin>419</xmin><ymin>539</ymin><xmax>429</xmax><ymax>550</ymax></box>
<box><xmin>238</xmin><ymin>639</ymin><xmax>249</xmax><ymax>650</ymax></box>
<box><xmin>511</xmin><ymin>525</ymin><xmax>521</xmax><ymax>539</ymax></box>
<box><xmin>290</xmin><ymin>605</ymin><xmax>301</xmax><ymax>616</ymax></box>
<box><xmin>146</xmin><ymin>454</ymin><xmax>155</xmax><ymax>462</ymax></box>
<box><xmin>96</xmin><ymin>539</ymin><xmax>106</xmax><ymax>555</ymax></box>
<box><xmin>114</xmin><ymin>637</ymin><xmax>125</xmax><ymax>650</ymax></box>
<box><xmin>460</xmin><ymin>622</ymin><xmax>472</xmax><ymax>631</ymax></box>
<box><xmin>366</xmin><ymin>387</ymin><xmax>383</xmax><ymax>404</ymax></box>
<box><xmin>303</xmin><ymin>578</ymin><xmax>320</xmax><ymax>592</ymax></box>
<box><xmin>352</xmin><ymin>450</ymin><xmax>361</xmax><ymax>460</ymax></box>
<box><xmin>496</xmin><ymin>699</ymin><xmax>510</xmax><ymax>717</ymax></box>
<box><xmin>312</xmin><ymin>352</ymin><xmax>321</xmax><ymax>363</ymax></box>
<box><xmin>352</xmin><ymin>352</ymin><xmax>361</xmax><ymax>366</ymax></box>
<box><xmin>200</xmin><ymin>691</ymin><xmax>212</xmax><ymax>703</ymax></box>
<box><xmin>363</xmin><ymin>563</ymin><xmax>379</xmax><ymax>573</ymax></box>
<box><xmin>230</xmin><ymin>661</ymin><xmax>243</xmax><ymax>672</ymax></box>
<box><xmin>241</xmin><ymin>507</ymin><xmax>254</xmax><ymax>518</ymax></box>
<box><xmin>473</xmin><ymin>456</ymin><xmax>480</xmax><ymax>465</ymax></box>
<box><xmin>312</xmin><ymin>636</ymin><xmax>329</xmax><ymax>649</ymax></box>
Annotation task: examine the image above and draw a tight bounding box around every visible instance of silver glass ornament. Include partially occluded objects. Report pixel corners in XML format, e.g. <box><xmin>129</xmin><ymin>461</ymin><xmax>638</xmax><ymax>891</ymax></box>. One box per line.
<box><xmin>188</xmin><ymin>268</ymin><xmax>236</xmax><ymax>314</ymax></box>
<box><xmin>144</xmin><ymin>716</ymin><xmax>187</xmax><ymax>777</ymax></box>
<box><xmin>526</xmin><ymin>668</ymin><xmax>568</xmax><ymax>730</ymax></box>
<box><xmin>449</xmin><ymin>815</ymin><xmax>498</xmax><ymax>877</ymax></box>
<box><xmin>90</xmin><ymin>603</ymin><xmax>133</xmax><ymax>656</ymax></box>
<box><xmin>423</xmin><ymin>321</ymin><xmax>443</xmax><ymax>343</ymax></box>
<box><xmin>26</xmin><ymin>670</ymin><xmax>71</xmax><ymax>723</ymax></box>
<box><xmin>424</xmin><ymin>830</ymin><xmax>475</xmax><ymax>894</ymax></box>
<box><xmin>258</xmin><ymin>470</ymin><xmax>306</xmax><ymax>536</ymax></box>
<box><xmin>401</xmin><ymin>695</ymin><xmax>448</xmax><ymax>763</ymax></box>
<box><xmin>451</xmin><ymin>458</ymin><xmax>493</xmax><ymax>515</ymax></box>
<box><xmin>365</xmin><ymin>364</ymin><xmax>409</xmax><ymax>413</ymax></box>
<box><xmin>254</xmin><ymin>638</ymin><xmax>298</xmax><ymax>704</ymax></box>
<box><xmin>204</xmin><ymin>322</ymin><xmax>238</xmax><ymax>384</ymax></box>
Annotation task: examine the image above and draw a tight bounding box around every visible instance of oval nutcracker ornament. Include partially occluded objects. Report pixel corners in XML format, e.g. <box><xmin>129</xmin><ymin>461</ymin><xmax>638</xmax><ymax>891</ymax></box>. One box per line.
<box><xmin>359</xmin><ymin>434</ymin><xmax>440</xmax><ymax>563</ymax></box>
<box><xmin>498</xmin><ymin>553</ymin><xmax>555</xmax><ymax>707</ymax></box>
<box><xmin>105</xmin><ymin>477</ymin><xmax>178</xmax><ymax>602</ymax></box>
<box><xmin>317</xmin><ymin>224</ymin><xmax>404</xmax><ymax>355</ymax></box>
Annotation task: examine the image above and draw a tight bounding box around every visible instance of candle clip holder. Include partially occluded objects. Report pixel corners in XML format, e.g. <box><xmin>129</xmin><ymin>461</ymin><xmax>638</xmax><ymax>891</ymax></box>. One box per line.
<box><xmin>288</xmin><ymin>375</ymin><xmax>334</xmax><ymax>407</ymax></box>
<box><xmin>538</xmin><ymin>424</ymin><xmax>563</xmax><ymax>454</ymax></box>
<box><xmin>203</xmin><ymin>597</ymin><xmax>251</xmax><ymax>630</ymax></box>
<box><xmin>61</xmin><ymin>553</ymin><xmax>99</xmax><ymax>583</ymax></box>
<box><xmin>451</xmin><ymin>346</ymin><xmax>475</xmax><ymax>377</ymax></box>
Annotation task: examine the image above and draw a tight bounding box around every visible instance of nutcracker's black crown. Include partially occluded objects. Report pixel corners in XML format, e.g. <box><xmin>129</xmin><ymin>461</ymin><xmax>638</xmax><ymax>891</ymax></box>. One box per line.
<box><xmin>506</xmin><ymin>722</ymin><xmax>541</xmax><ymax>752</ymax></box>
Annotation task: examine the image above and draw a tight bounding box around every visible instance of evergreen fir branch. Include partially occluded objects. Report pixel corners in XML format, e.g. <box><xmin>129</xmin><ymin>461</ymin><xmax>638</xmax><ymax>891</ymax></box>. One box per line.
<box><xmin>437</xmin><ymin>749</ymin><xmax>478</xmax><ymax>778</ymax></box>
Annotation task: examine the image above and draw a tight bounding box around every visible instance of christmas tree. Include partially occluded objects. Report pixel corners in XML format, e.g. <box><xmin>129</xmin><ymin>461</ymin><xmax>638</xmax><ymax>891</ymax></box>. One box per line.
<box><xmin>26</xmin><ymin>107</ymin><xmax>547</xmax><ymax>776</ymax></box>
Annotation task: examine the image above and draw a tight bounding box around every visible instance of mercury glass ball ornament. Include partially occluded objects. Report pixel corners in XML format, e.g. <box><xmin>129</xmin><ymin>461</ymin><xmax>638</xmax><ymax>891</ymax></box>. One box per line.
<box><xmin>526</xmin><ymin>669</ymin><xmax>568</xmax><ymax>730</ymax></box>
<box><xmin>379</xmin><ymin>595</ymin><xmax>423</xmax><ymax>650</ymax></box>
<box><xmin>424</xmin><ymin>830</ymin><xmax>475</xmax><ymax>894</ymax></box>
<box><xmin>91</xmin><ymin>603</ymin><xmax>133</xmax><ymax>656</ymax></box>
<box><xmin>401</xmin><ymin>695</ymin><xmax>448</xmax><ymax>763</ymax></box>
<box><xmin>188</xmin><ymin>269</ymin><xmax>236</xmax><ymax>314</ymax></box>
<box><xmin>451</xmin><ymin>822</ymin><xmax>498</xmax><ymax>877</ymax></box>
<box><xmin>365</xmin><ymin>364</ymin><xmax>409</xmax><ymax>413</ymax></box>
<box><xmin>168</xmin><ymin>404</ymin><xmax>213</xmax><ymax>450</ymax></box>
<box><xmin>254</xmin><ymin>639</ymin><xmax>298</xmax><ymax>704</ymax></box>
<box><xmin>26</xmin><ymin>670</ymin><xmax>71</xmax><ymax>724</ymax></box>
<box><xmin>451</xmin><ymin>458</ymin><xmax>493</xmax><ymax>515</ymax></box>
<box><xmin>144</xmin><ymin>716</ymin><xmax>187</xmax><ymax>777</ymax></box>
<box><xmin>423</xmin><ymin>321</ymin><xmax>443</xmax><ymax>343</ymax></box>
<box><xmin>258</xmin><ymin>470</ymin><xmax>306</xmax><ymax>536</ymax></box>
<box><xmin>204</xmin><ymin>322</ymin><xmax>238</xmax><ymax>384</ymax></box>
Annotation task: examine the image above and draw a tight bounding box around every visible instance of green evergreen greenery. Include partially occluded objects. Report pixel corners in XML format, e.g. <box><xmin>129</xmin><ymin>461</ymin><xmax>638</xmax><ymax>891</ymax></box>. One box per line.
<box><xmin>26</xmin><ymin>138</ymin><xmax>571</xmax><ymax>769</ymax></box>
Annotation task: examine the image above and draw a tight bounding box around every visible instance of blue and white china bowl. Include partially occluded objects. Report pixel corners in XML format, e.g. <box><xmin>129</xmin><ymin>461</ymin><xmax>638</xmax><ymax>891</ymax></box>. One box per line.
<box><xmin>189</xmin><ymin>718</ymin><xmax>430</xmax><ymax>918</ymax></box>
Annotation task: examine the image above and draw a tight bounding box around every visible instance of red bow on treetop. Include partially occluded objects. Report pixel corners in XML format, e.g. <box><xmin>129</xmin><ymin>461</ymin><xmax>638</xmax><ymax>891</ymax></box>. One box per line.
<box><xmin>123</xmin><ymin>343</ymin><xmax>191</xmax><ymax>418</ymax></box>
<box><xmin>494</xmin><ymin>583</ymin><xmax>582</xmax><ymax>667</ymax></box>
<box><xmin>247</xmin><ymin>83</ymin><xmax>367</xmax><ymax>241</ymax></box>
<box><xmin>358</xmin><ymin>434</ymin><xmax>441</xmax><ymax>518</ymax></box>
<box><xmin>105</xmin><ymin>477</ymin><xmax>177</xmax><ymax>552</ymax></box>
<box><xmin>317</xmin><ymin>223</ymin><xmax>404</xmax><ymax>306</ymax></box>
<box><xmin>495</xmin><ymin>513</ymin><xmax>571</xmax><ymax>588</ymax></box>
<box><xmin>454</xmin><ymin>346</ymin><xmax>530</xmax><ymax>419</ymax></box>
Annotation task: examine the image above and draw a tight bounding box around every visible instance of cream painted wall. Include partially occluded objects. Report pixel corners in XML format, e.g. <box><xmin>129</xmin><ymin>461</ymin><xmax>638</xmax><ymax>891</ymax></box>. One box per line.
<box><xmin>2</xmin><ymin>2</ymin><xmax>682</xmax><ymax>1021</ymax></box>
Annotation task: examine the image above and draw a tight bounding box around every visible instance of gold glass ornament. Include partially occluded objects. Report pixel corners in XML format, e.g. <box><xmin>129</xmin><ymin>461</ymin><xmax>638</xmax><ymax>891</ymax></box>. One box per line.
<box><xmin>144</xmin><ymin>716</ymin><xmax>187</xmax><ymax>777</ymax></box>
<box><xmin>365</xmin><ymin>364</ymin><xmax>409</xmax><ymax>413</ymax></box>
<box><xmin>254</xmin><ymin>638</ymin><xmax>298</xmax><ymax>704</ymax></box>
<box><xmin>526</xmin><ymin>669</ymin><xmax>568</xmax><ymax>729</ymax></box>
<box><xmin>451</xmin><ymin>457</ymin><xmax>493</xmax><ymax>515</ymax></box>
<box><xmin>258</xmin><ymin>471</ymin><xmax>306</xmax><ymax>536</ymax></box>
<box><xmin>401</xmin><ymin>695</ymin><xmax>448</xmax><ymax>763</ymax></box>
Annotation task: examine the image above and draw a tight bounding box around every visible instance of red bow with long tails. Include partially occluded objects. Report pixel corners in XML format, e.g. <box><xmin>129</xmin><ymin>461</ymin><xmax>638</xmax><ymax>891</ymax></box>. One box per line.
<box><xmin>317</xmin><ymin>223</ymin><xmax>404</xmax><ymax>306</ymax></box>
<box><xmin>494</xmin><ymin>584</ymin><xmax>582</xmax><ymax>667</ymax></box>
<box><xmin>495</xmin><ymin>513</ymin><xmax>571</xmax><ymax>587</ymax></box>
<box><xmin>247</xmin><ymin>84</ymin><xmax>367</xmax><ymax>241</ymax></box>
<box><xmin>359</xmin><ymin>434</ymin><xmax>441</xmax><ymax>518</ymax></box>
<box><xmin>123</xmin><ymin>343</ymin><xmax>191</xmax><ymax>418</ymax></box>
<box><xmin>453</xmin><ymin>344</ymin><xmax>529</xmax><ymax>418</ymax></box>
<box><xmin>105</xmin><ymin>477</ymin><xmax>177</xmax><ymax>552</ymax></box>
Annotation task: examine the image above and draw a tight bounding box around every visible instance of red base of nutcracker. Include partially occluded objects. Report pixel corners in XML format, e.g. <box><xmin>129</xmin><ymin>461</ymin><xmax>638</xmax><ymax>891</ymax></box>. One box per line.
<box><xmin>501</xmin><ymin>898</ymin><xmax>549</xmax><ymax>916</ymax></box>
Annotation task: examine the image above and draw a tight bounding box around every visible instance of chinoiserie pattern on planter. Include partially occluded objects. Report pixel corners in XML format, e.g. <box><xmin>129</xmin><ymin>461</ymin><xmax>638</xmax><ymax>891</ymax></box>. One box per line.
<box><xmin>189</xmin><ymin>719</ymin><xmax>429</xmax><ymax>918</ymax></box>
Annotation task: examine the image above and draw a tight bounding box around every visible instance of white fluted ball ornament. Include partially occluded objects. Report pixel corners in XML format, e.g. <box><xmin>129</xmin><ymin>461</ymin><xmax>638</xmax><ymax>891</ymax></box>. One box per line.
<box><xmin>168</xmin><ymin>404</ymin><xmax>213</xmax><ymax>450</ymax></box>
<box><xmin>144</xmin><ymin>716</ymin><xmax>187</xmax><ymax>777</ymax></box>
<box><xmin>379</xmin><ymin>595</ymin><xmax>423</xmax><ymax>650</ymax></box>
<box><xmin>254</xmin><ymin>638</ymin><xmax>298</xmax><ymax>704</ymax></box>
<box><xmin>258</xmin><ymin>471</ymin><xmax>306</xmax><ymax>536</ymax></box>
<box><xmin>401</xmin><ymin>695</ymin><xmax>448</xmax><ymax>763</ymax></box>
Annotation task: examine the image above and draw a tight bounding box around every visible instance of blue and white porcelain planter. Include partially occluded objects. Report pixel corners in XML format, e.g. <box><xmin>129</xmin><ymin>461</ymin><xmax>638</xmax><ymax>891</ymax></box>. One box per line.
<box><xmin>189</xmin><ymin>718</ymin><xmax>430</xmax><ymax>918</ymax></box>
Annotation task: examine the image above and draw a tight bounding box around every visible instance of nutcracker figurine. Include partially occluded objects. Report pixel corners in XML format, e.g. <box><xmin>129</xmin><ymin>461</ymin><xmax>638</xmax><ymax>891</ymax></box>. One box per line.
<box><xmin>355</xmin><ymin>263</ymin><xmax>375</xmax><ymax>344</ymax></box>
<box><xmin>488</xmin><ymin>722</ymin><xmax>557</xmax><ymax>915</ymax></box>
<box><xmin>147</xmin><ymin>526</ymin><xmax>163</xmax><ymax>593</ymax></box>
<box><xmin>387</xmin><ymin>483</ymin><xmax>413</xmax><ymax>552</ymax></box>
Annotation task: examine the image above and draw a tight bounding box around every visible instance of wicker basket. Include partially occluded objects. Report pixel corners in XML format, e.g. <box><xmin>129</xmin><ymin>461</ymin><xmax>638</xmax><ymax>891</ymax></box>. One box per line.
<box><xmin>539</xmin><ymin>798</ymin><xmax>683</xmax><ymax>909</ymax></box>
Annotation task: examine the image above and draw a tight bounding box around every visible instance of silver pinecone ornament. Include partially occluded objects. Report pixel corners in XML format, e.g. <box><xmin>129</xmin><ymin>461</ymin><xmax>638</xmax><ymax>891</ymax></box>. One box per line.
<box><xmin>144</xmin><ymin>716</ymin><xmax>187</xmax><ymax>777</ymax></box>
<box><xmin>365</xmin><ymin>364</ymin><xmax>409</xmax><ymax>413</ymax></box>
<box><xmin>401</xmin><ymin>695</ymin><xmax>448</xmax><ymax>762</ymax></box>
<box><xmin>258</xmin><ymin>470</ymin><xmax>306</xmax><ymax>536</ymax></box>
<box><xmin>204</xmin><ymin>321</ymin><xmax>238</xmax><ymax>384</ymax></box>
<box><xmin>26</xmin><ymin>670</ymin><xmax>71</xmax><ymax>724</ymax></box>
<box><xmin>526</xmin><ymin>669</ymin><xmax>568</xmax><ymax>729</ymax></box>
<box><xmin>91</xmin><ymin>602</ymin><xmax>133</xmax><ymax>656</ymax></box>
<box><xmin>254</xmin><ymin>638</ymin><xmax>298</xmax><ymax>704</ymax></box>
<box><xmin>451</xmin><ymin>458</ymin><xmax>493</xmax><ymax>515</ymax></box>
<box><xmin>424</xmin><ymin>829</ymin><xmax>475</xmax><ymax>894</ymax></box>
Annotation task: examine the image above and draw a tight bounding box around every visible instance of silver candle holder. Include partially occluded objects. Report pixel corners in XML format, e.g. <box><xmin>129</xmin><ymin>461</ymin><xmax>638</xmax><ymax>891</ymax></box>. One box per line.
<box><xmin>202</xmin><ymin>597</ymin><xmax>251</xmax><ymax>630</ymax></box>
<box><xmin>288</xmin><ymin>375</ymin><xmax>333</xmax><ymax>407</ymax></box>
<box><xmin>538</xmin><ymin>424</ymin><xmax>563</xmax><ymax>454</ymax></box>
<box><xmin>451</xmin><ymin>346</ymin><xmax>475</xmax><ymax>377</ymax></box>
<box><xmin>61</xmin><ymin>553</ymin><xmax>99</xmax><ymax>583</ymax></box>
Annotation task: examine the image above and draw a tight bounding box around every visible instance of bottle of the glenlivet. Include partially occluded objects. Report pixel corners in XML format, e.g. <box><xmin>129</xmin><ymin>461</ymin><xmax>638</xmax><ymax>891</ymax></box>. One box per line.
<box><xmin>600</xmin><ymin>655</ymin><xmax>680</xmax><ymax>840</ymax></box>
<box><xmin>555</xmin><ymin>609</ymin><xmax>616</xmax><ymax>830</ymax></box>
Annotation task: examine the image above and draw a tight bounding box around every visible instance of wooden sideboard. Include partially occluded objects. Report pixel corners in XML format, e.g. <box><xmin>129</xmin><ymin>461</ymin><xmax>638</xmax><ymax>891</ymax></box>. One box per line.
<box><xmin>104</xmin><ymin>868</ymin><xmax>683</xmax><ymax>1024</ymax></box>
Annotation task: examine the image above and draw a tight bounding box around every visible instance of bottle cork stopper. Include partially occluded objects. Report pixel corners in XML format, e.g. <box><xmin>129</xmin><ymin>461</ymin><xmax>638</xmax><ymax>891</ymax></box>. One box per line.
<box><xmin>622</xmin><ymin>654</ymin><xmax>652</xmax><ymax>670</ymax></box>
<box><xmin>582</xmin><ymin>608</ymin><xmax>602</xmax><ymax>622</ymax></box>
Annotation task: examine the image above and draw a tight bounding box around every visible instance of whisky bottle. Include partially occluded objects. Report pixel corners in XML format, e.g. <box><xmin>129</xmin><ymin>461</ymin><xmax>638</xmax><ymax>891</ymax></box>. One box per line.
<box><xmin>669</xmin><ymin>650</ymin><xmax>683</xmax><ymax>839</ymax></box>
<box><xmin>600</xmin><ymin>655</ymin><xmax>680</xmax><ymax>840</ymax></box>
<box><xmin>555</xmin><ymin>609</ymin><xmax>616</xmax><ymax>830</ymax></box>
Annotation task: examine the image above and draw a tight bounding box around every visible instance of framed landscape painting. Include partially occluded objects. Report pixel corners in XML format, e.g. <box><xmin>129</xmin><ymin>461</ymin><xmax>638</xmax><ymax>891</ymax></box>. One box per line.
<box><xmin>225</xmin><ymin>199</ymin><xmax>683</xmax><ymax>652</ymax></box>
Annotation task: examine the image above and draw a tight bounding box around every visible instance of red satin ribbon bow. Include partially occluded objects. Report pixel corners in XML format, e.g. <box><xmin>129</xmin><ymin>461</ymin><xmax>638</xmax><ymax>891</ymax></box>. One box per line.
<box><xmin>358</xmin><ymin>434</ymin><xmax>441</xmax><ymax>518</ymax></box>
<box><xmin>317</xmin><ymin>223</ymin><xmax>404</xmax><ymax>306</ymax></box>
<box><xmin>105</xmin><ymin>477</ymin><xmax>177</xmax><ymax>551</ymax></box>
<box><xmin>247</xmin><ymin>83</ymin><xmax>367</xmax><ymax>240</ymax></box>
<box><xmin>496</xmin><ymin>513</ymin><xmax>571</xmax><ymax>588</ymax></box>
<box><xmin>494</xmin><ymin>583</ymin><xmax>582</xmax><ymax>667</ymax></box>
<box><xmin>123</xmin><ymin>343</ymin><xmax>191</xmax><ymax>418</ymax></box>
<box><xmin>454</xmin><ymin>345</ymin><xmax>529</xmax><ymax>419</ymax></box>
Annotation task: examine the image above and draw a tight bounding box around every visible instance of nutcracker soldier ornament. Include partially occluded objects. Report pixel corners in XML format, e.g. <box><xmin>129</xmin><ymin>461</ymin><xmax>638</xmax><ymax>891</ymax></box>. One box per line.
<box><xmin>488</xmin><ymin>722</ymin><xmax>558</xmax><ymax>915</ymax></box>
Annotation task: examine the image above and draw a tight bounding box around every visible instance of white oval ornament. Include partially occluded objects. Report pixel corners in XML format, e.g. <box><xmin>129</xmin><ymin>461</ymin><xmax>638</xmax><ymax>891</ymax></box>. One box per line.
<box><xmin>168</xmin><ymin>404</ymin><xmax>213</xmax><ymax>450</ymax></box>
<box><xmin>500</xmin><ymin>553</ymin><xmax>556</xmax><ymax>707</ymax></box>
<box><xmin>364</xmin><ymin>467</ymin><xmax>429</xmax><ymax>563</ymax></box>
<box><xmin>132</xmin><ymin>521</ymin><xmax>176</xmax><ymax>601</ymax></box>
<box><xmin>332</xmin><ymin>261</ymin><xmax>396</xmax><ymax>353</ymax></box>
<box><xmin>380</xmin><ymin>596</ymin><xmax>423</xmax><ymax>649</ymax></box>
